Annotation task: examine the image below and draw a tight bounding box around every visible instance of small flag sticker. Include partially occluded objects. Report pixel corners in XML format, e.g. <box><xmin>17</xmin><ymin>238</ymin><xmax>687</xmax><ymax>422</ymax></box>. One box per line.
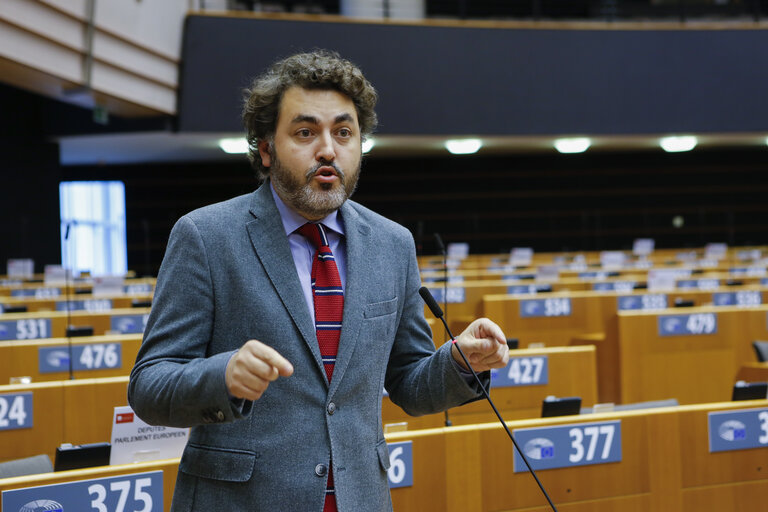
<box><xmin>116</xmin><ymin>412</ymin><xmax>135</xmax><ymax>424</ymax></box>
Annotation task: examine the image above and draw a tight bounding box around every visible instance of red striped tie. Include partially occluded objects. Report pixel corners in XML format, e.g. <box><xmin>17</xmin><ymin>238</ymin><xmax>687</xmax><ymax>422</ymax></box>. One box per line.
<box><xmin>298</xmin><ymin>222</ymin><xmax>342</xmax><ymax>512</ymax></box>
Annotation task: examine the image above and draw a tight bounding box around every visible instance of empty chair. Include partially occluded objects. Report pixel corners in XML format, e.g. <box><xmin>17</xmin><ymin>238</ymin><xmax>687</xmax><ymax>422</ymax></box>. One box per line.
<box><xmin>0</xmin><ymin>454</ymin><xmax>53</xmax><ymax>479</ymax></box>
<box><xmin>753</xmin><ymin>341</ymin><xmax>768</xmax><ymax>362</ymax></box>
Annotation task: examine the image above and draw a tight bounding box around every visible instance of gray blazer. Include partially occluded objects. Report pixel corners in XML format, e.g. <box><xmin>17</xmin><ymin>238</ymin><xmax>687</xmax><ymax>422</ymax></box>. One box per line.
<box><xmin>128</xmin><ymin>183</ymin><xmax>484</xmax><ymax>511</ymax></box>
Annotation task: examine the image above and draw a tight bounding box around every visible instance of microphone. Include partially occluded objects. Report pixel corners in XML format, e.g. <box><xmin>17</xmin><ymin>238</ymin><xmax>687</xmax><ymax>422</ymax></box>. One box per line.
<box><xmin>419</xmin><ymin>286</ymin><xmax>558</xmax><ymax>511</ymax></box>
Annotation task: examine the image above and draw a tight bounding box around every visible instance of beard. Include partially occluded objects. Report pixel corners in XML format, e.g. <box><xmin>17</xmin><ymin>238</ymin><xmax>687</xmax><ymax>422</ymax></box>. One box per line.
<box><xmin>270</xmin><ymin>147</ymin><xmax>361</xmax><ymax>220</ymax></box>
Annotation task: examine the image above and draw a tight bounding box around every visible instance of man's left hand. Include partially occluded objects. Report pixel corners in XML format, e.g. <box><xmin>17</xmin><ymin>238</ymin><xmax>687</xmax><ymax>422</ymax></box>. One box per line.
<box><xmin>451</xmin><ymin>318</ymin><xmax>509</xmax><ymax>372</ymax></box>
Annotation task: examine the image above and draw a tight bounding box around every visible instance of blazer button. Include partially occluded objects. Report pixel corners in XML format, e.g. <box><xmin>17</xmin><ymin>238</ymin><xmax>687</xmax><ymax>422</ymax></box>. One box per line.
<box><xmin>327</xmin><ymin>402</ymin><xmax>336</xmax><ymax>415</ymax></box>
<box><xmin>216</xmin><ymin>410</ymin><xmax>225</xmax><ymax>421</ymax></box>
<box><xmin>315</xmin><ymin>464</ymin><xmax>328</xmax><ymax>477</ymax></box>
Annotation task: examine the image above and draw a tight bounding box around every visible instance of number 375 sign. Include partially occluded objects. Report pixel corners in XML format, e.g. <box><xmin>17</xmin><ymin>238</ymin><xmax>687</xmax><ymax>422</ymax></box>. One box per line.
<box><xmin>2</xmin><ymin>472</ymin><xmax>162</xmax><ymax>512</ymax></box>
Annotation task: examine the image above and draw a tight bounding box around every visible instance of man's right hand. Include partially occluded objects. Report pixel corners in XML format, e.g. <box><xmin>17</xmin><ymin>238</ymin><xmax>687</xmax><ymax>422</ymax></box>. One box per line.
<box><xmin>225</xmin><ymin>340</ymin><xmax>294</xmax><ymax>401</ymax></box>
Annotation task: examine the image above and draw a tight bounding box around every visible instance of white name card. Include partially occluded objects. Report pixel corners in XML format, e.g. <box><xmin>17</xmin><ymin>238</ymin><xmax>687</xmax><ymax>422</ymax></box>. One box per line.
<box><xmin>705</xmin><ymin>243</ymin><xmax>728</xmax><ymax>260</ymax></box>
<box><xmin>600</xmin><ymin>251</ymin><xmax>626</xmax><ymax>269</ymax></box>
<box><xmin>509</xmin><ymin>247</ymin><xmax>534</xmax><ymax>267</ymax></box>
<box><xmin>446</xmin><ymin>243</ymin><xmax>469</xmax><ymax>259</ymax></box>
<box><xmin>633</xmin><ymin>238</ymin><xmax>655</xmax><ymax>256</ymax></box>
<box><xmin>44</xmin><ymin>265</ymin><xmax>69</xmax><ymax>285</ymax></box>
<box><xmin>7</xmin><ymin>259</ymin><xmax>34</xmax><ymax>278</ymax></box>
<box><xmin>93</xmin><ymin>275</ymin><xmax>126</xmax><ymax>297</ymax></box>
<box><xmin>110</xmin><ymin>406</ymin><xmax>189</xmax><ymax>465</ymax></box>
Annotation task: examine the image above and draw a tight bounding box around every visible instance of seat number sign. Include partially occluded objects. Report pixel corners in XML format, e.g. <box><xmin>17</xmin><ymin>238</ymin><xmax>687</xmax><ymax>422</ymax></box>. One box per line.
<box><xmin>513</xmin><ymin>421</ymin><xmax>621</xmax><ymax>472</ymax></box>
<box><xmin>658</xmin><ymin>313</ymin><xmax>717</xmax><ymax>336</ymax></box>
<box><xmin>0</xmin><ymin>319</ymin><xmax>52</xmax><ymax>340</ymax></box>
<box><xmin>1</xmin><ymin>471</ymin><xmax>162</xmax><ymax>512</ymax></box>
<box><xmin>708</xmin><ymin>408</ymin><xmax>768</xmax><ymax>453</ymax></box>
<box><xmin>110</xmin><ymin>314</ymin><xmax>149</xmax><ymax>334</ymax></box>
<box><xmin>38</xmin><ymin>344</ymin><xmax>122</xmax><ymax>373</ymax></box>
<box><xmin>387</xmin><ymin>441</ymin><xmax>413</xmax><ymax>488</ymax></box>
<box><xmin>0</xmin><ymin>392</ymin><xmax>32</xmax><ymax>431</ymax></box>
<box><xmin>492</xmin><ymin>356</ymin><xmax>549</xmax><ymax>387</ymax></box>
<box><xmin>520</xmin><ymin>298</ymin><xmax>572</xmax><ymax>318</ymax></box>
<box><xmin>617</xmin><ymin>294</ymin><xmax>668</xmax><ymax>311</ymax></box>
<box><xmin>427</xmin><ymin>287</ymin><xmax>466</xmax><ymax>304</ymax></box>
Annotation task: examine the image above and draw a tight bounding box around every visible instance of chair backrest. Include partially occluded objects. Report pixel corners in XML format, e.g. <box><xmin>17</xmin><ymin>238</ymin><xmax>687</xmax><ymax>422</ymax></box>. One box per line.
<box><xmin>0</xmin><ymin>454</ymin><xmax>53</xmax><ymax>479</ymax></box>
<box><xmin>753</xmin><ymin>341</ymin><xmax>768</xmax><ymax>363</ymax></box>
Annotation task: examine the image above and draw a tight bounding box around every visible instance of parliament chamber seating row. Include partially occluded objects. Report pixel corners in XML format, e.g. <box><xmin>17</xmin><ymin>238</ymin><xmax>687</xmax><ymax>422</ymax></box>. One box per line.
<box><xmin>0</xmin><ymin>346</ymin><xmax>597</xmax><ymax>463</ymax></box>
<box><xmin>2</xmin><ymin>398</ymin><xmax>766</xmax><ymax>511</ymax></box>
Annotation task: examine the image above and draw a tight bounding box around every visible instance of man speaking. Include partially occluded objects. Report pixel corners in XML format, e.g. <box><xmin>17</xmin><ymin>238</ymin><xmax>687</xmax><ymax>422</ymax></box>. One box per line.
<box><xmin>128</xmin><ymin>50</ymin><xmax>509</xmax><ymax>511</ymax></box>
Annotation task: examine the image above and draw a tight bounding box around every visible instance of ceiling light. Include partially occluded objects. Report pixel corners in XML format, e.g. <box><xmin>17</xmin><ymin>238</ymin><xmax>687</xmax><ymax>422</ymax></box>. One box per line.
<box><xmin>445</xmin><ymin>139</ymin><xmax>482</xmax><ymax>155</ymax></box>
<box><xmin>218</xmin><ymin>138</ymin><xmax>248</xmax><ymax>154</ymax></box>
<box><xmin>554</xmin><ymin>137</ymin><xmax>591</xmax><ymax>154</ymax></box>
<box><xmin>362</xmin><ymin>138</ymin><xmax>375</xmax><ymax>154</ymax></box>
<box><xmin>660</xmin><ymin>135</ymin><xmax>697</xmax><ymax>153</ymax></box>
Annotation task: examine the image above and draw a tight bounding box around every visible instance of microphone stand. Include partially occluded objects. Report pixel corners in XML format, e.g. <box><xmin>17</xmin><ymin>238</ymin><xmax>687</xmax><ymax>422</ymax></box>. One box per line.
<box><xmin>64</xmin><ymin>221</ymin><xmax>75</xmax><ymax>380</ymax></box>
<box><xmin>420</xmin><ymin>286</ymin><xmax>558</xmax><ymax>512</ymax></box>
<box><xmin>434</xmin><ymin>233</ymin><xmax>451</xmax><ymax>427</ymax></box>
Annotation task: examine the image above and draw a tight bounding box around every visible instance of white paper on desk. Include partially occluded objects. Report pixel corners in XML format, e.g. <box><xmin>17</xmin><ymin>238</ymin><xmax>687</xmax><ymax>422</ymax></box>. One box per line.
<box><xmin>44</xmin><ymin>265</ymin><xmax>69</xmax><ymax>285</ymax></box>
<box><xmin>600</xmin><ymin>251</ymin><xmax>626</xmax><ymax>269</ymax></box>
<box><xmin>704</xmin><ymin>243</ymin><xmax>728</xmax><ymax>260</ymax></box>
<box><xmin>7</xmin><ymin>258</ymin><xmax>34</xmax><ymax>278</ymax></box>
<box><xmin>647</xmin><ymin>269</ymin><xmax>678</xmax><ymax>292</ymax></box>
<box><xmin>93</xmin><ymin>275</ymin><xmax>126</xmax><ymax>297</ymax></box>
<box><xmin>509</xmin><ymin>247</ymin><xmax>533</xmax><ymax>267</ymax></box>
<box><xmin>110</xmin><ymin>406</ymin><xmax>189</xmax><ymax>465</ymax></box>
<box><xmin>632</xmin><ymin>238</ymin><xmax>654</xmax><ymax>256</ymax></box>
<box><xmin>446</xmin><ymin>242</ymin><xmax>469</xmax><ymax>259</ymax></box>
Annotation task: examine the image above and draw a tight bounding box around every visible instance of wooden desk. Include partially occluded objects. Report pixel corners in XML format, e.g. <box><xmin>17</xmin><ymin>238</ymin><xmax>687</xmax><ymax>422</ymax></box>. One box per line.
<box><xmin>0</xmin><ymin>277</ymin><xmax>155</xmax><ymax>298</ymax></box>
<box><xmin>0</xmin><ymin>293</ymin><xmax>153</xmax><ymax>313</ymax></box>
<box><xmin>387</xmin><ymin>400</ymin><xmax>768</xmax><ymax>511</ymax></box>
<box><xmin>382</xmin><ymin>346</ymin><xmax>598</xmax><ymax>430</ymax></box>
<box><xmin>0</xmin><ymin>334</ymin><xmax>142</xmax><ymax>383</ymax></box>
<box><xmin>486</xmin><ymin>287</ymin><xmax>768</xmax><ymax>404</ymax></box>
<box><xmin>617</xmin><ymin>306</ymin><xmax>768</xmax><ymax>405</ymax></box>
<box><xmin>0</xmin><ymin>308</ymin><xmax>151</xmax><ymax>340</ymax></box>
<box><xmin>0</xmin><ymin>377</ymin><xmax>129</xmax><ymax>463</ymax></box>
<box><xmin>2</xmin><ymin>399</ymin><xmax>765</xmax><ymax>511</ymax></box>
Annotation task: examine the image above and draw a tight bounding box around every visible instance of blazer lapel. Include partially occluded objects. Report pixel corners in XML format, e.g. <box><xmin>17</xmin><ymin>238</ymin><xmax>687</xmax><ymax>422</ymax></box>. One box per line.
<box><xmin>245</xmin><ymin>184</ymin><xmax>323</xmax><ymax>373</ymax></box>
<box><xmin>328</xmin><ymin>201</ymin><xmax>371</xmax><ymax>396</ymax></box>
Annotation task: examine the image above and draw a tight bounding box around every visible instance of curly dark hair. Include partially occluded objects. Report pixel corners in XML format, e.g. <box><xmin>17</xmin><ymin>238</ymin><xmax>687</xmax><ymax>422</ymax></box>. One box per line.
<box><xmin>242</xmin><ymin>50</ymin><xmax>378</xmax><ymax>180</ymax></box>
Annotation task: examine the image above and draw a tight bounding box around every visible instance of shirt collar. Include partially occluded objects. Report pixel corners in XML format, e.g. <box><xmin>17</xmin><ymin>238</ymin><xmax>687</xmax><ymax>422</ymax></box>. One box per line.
<box><xmin>270</xmin><ymin>181</ymin><xmax>345</xmax><ymax>237</ymax></box>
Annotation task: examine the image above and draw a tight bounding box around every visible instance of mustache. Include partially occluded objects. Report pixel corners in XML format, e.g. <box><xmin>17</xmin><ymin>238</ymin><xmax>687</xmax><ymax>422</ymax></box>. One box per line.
<box><xmin>305</xmin><ymin>161</ymin><xmax>345</xmax><ymax>183</ymax></box>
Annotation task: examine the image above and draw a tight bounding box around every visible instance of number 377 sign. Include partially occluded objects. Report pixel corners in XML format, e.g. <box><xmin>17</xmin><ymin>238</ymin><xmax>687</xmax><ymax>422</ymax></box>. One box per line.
<box><xmin>513</xmin><ymin>421</ymin><xmax>622</xmax><ymax>472</ymax></box>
